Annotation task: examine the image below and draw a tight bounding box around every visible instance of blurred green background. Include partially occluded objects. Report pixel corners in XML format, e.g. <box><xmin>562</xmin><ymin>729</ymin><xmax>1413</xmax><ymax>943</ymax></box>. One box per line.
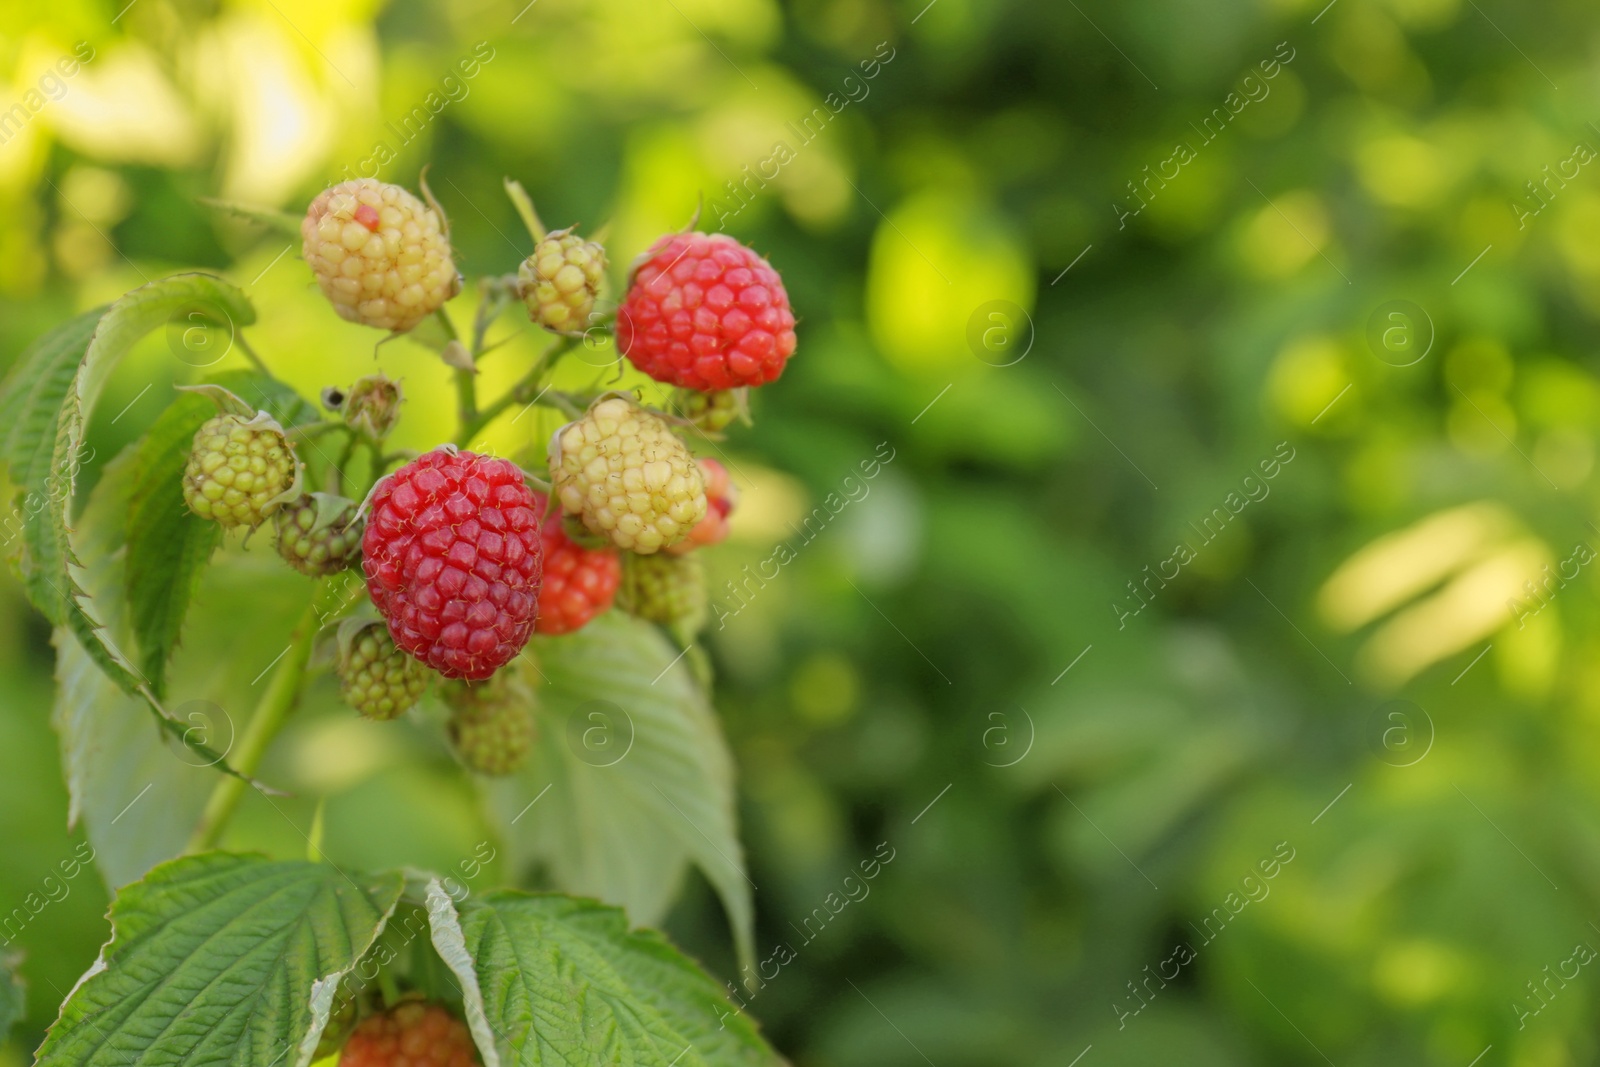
<box><xmin>5</xmin><ymin>0</ymin><xmax>1600</xmax><ymax>1063</ymax></box>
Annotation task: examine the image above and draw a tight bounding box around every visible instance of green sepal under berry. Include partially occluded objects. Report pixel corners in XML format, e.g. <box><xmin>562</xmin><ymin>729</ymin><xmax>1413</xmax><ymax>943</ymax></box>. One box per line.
<box><xmin>276</xmin><ymin>492</ymin><xmax>363</xmax><ymax>576</ymax></box>
<box><xmin>339</xmin><ymin>618</ymin><xmax>429</xmax><ymax>720</ymax></box>
<box><xmin>174</xmin><ymin>380</ymin><xmax>264</xmax><ymax>418</ymax></box>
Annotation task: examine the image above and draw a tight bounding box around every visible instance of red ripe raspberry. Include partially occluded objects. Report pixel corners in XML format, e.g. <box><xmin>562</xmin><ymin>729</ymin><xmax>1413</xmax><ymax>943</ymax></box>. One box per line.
<box><xmin>362</xmin><ymin>449</ymin><xmax>542</xmax><ymax>680</ymax></box>
<box><xmin>339</xmin><ymin>1001</ymin><xmax>478</xmax><ymax>1067</ymax></box>
<box><xmin>532</xmin><ymin>494</ymin><xmax>620</xmax><ymax>635</ymax></box>
<box><xmin>616</xmin><ymin>232</ymin><xmax>797</xmax><ymax>390</ymax></box>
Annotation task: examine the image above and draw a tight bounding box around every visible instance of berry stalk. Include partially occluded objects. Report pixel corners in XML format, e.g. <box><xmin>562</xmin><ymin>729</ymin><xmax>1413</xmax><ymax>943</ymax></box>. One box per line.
<box><xmin>458</xmin><ymin>334</ymin><xmax>581</xmax><ymax>443</ymax></box>
<box><xmin>233</xmin><ymin>331</ymin><xmax>273</xmax><ymax>377</ymax></box>
<box><xmin>432</xmin><ymin>308</ymin><xmax>480</xmax><ymax>436</ymax></box>
<box><xmin>185</xmin><ymin>583</ymin><xmax>341</xmax><ymax>852</ymax></box>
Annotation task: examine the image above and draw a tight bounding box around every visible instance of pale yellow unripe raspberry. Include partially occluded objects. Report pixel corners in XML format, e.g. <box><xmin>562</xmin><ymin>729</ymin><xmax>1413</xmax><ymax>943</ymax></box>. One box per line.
<box><xmin>551</xmin><ymin>397</ymin><xmax>707</xmax><ymax>554</ymax></box>
<box><xmin>518</xmin><ymin>231</ymin><xmax>605</xmax><ymax>333</ymax></box>
<box><xmin>302</xmin><ymin>178</ymin><xmax>460</xmax><ymax>332</ymax></box>
<box><xmin>182</xmin><ymin>413</ymin><xmax>299</xmax><ymax>527</ymax></box>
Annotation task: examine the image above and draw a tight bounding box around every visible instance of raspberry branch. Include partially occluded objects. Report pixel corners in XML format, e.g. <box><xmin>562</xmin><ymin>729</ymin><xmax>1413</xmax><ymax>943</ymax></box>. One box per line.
<box><xmin>232</xmin><ymin>331</ymin><xmax>273</xmax><ymax>376</ymax></box>
<box><xmin>458</xmin><ymin>334</ymin><xmax>583</xmax><ymax>443</ymax></box>
<box><xmin>432</xmin><ymin>308</ymin><xmax>478</xmax><ymax>435</ymax></box>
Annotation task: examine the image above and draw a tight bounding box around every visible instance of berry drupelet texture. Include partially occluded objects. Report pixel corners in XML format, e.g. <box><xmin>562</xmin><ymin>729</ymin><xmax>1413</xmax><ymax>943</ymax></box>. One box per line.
<box><xmin>276</xmin><ymin>494</ymin><xmax>363</xmax><ymax>576</ymax></box>
<box><xmin>302</xmin><ymin>179</ymin><xmax>461</xmax><ymax>333</ymax></box>
<box><xmin>617</xmin><ymin>232</ymin><xmax>796</xmax><ymax>391</ymax></box>
<box><xmin>338</xmin><ymin>1001</ymin><xmax>478</xmax><ymax>1067</ymax></box>
<box><xmin>531</xmin><ymin>493</ymin><xmax>620</xmax><ymax>634</ymax></box>
<box><xmin>518</xmin><ymin>231</ymin><xmax>606</xmax><ymax>333</ymax></box>
<box><xmin>182</xmin><ymin>413</ymin><xmax>298</xmax><ymax>528</ymax></box>
<box><xmin>362</xmin><ymin>449</ymin><xmax>543</xmax><ymax>680</ymax></box>
<box><xmin>550</xmin><ymin>397</ymin><xmax>706</xmax><ymax>554</ymax></box>
<box><xmin>339</xmin><ymin>624</ymin><xmax>429</xmax><ymax>720</ymax></box>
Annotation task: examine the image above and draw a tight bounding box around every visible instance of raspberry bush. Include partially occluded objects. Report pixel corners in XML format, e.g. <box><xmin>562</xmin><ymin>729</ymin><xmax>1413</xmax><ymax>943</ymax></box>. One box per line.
<box><xmin>0</xmin><ymin>170</ymin><xmax>793</xmax><ymax>1066</ymax></box>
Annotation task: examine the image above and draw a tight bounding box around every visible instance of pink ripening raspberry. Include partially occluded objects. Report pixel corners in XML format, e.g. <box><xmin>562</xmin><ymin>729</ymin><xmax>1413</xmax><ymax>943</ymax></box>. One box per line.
<box><xmin>616</xmin><ymin>232</ymin><xmax>797</xmax><ymax>391</ymax></box>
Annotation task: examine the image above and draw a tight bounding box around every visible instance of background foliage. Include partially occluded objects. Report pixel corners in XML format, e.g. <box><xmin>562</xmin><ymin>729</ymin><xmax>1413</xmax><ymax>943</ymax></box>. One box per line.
<box><xmin>2</xmin><ymin>0</ymin><xmax>1599</xmax><ymax>1063</ymax></box>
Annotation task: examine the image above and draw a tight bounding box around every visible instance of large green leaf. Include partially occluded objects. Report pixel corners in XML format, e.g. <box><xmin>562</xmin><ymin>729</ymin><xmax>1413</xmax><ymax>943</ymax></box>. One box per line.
<box><xmin>426</xmin><ymin>883</ymin><xmax>781</xmax><ymax>1067</ymax></box>
<box><xmin>124</xmin><ymin>396</ymin><xmax>223</xmax><ymax>698</ymax></box>
<box><xmin>56</xmin><ymin>442</ymin><xmax>335</xmax><ymax>888</ymax></box>
<box><xmin>483</xmin><ymin>612</ymin><xmax>751</xmax><ymax>965</ymax></box>
<box><xmin>36</xmin><ymin>853</ymin><xmax>403</xmax><ymax>1067</ymax></box>
<box><xmin>51</xmin><ymin>445</ymin><xmax>193</xmax><ymax>885</ymax></box>
<box><xmin>0</xmin><ymin>274</ymin><xmax>255</xmax><ymax>728</ymax></box>
<box><xmin>125</xmin><ymin>371</ymin><xmax>320</xmax><ymax>696</ymax></box>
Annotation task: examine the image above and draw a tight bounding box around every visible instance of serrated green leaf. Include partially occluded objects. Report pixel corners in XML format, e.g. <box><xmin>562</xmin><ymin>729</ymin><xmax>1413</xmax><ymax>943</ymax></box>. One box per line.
<box><xmin>0</xmin><ymin>274</ymin><xmax>255</xmax><ymax>707</ymax></box>
<box><xmin>427</xmin><ymin>883</ymin><xmax>781</xmax><ymax>1067</ymax></box>
<box><xmin>198</xmin><ymin>198</ymin><xmax>304</xmax><ymax>238</ymax></box>
<box><xmin>210</xmin><ymin>369</ymin><xmax>322</xmax><ymax>430</ymax></box>
<box><xmin>125</xmin><ymin>371</ymin><xmax>321</xmax><ymax>695</ymax></box>
<box><xmin>0</xmin><ymin>950</ymin><xmax>24</xmax><ymax>1047</ymax></box>
<box><xmin>36</xmin><ymin>853</ymin><xmax>403</xmax><ymax>1067</ymax></box>
<box><xmin>125</xmin><ymin>395</ymin><xmax>223</xmax><ymax>696</ymax></box>
<box><xmin>0</xmin><ymin>309</ymin><xmax>100</xmax><ymax>494</ymax></box>
<box><xmin>53</xmin><ymin>445</ymin><xmax>183</xmax><ymax>874</ymax></box>
<box><xmin>54</xmin><ymin>446</ymin><xmax>268</xmax><ymax>886</ymax></box>
<box><xmin>483</xmin><ymin>612</ymin><xmax>752</xmax><ymax>967</ymax></box>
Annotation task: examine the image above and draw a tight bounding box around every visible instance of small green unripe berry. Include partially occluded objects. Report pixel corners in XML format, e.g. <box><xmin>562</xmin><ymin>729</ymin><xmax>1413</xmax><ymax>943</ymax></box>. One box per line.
<box><xmin>618</xmin><ymin>551</ymin><xmax>707</xmax><ymax>636</ymax></box>
<box><xmin>443</xmin><ymin>672</ymin><xmax>535</xmax><ymax>776</ymax></box>
<box><xmin>340</xmin><ymin>624</ymin><xmax>428</xmax><ymax>720</ymax></box>
<box><xmin>275</xmin><ymin>494</ymin><xmax>363</xmax><ymax>576</ymax></box>
<box><xmin>673</xmin><ymin>388</ymin><xmax>740</xmax><ymax>432</ymax></box>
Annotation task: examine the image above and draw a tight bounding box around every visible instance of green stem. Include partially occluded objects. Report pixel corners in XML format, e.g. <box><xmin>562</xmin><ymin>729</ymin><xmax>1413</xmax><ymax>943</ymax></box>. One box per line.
<box><xmin>235</xmin><ymin>331</ymin><xmax>272</xmax><ymax>376</ymax></box>
<box><xmin>433</xmin><ymin>308</ymin><xmax>477</xmax><ymax>437</ymax></box>
<box><xmin>185</xmin><ymin>590</ymin><xmax>332</xmax><ymax>853</ymax></box>
<box><xmin>377</xmin><ymin>966</ymin><xmax>402</xmax><ymax>1009</ymax></box>
<box><xmin>288</xmin><ymin>421</ymin><xmax>341</xmax><ymax>444</ymax></box>
<box><xmin>472</xmin><ymin>278</ymin><xmax>515</xmax><ymax>359</ymax></box>
<box><xmin>328</xmin><ymin>433</ymin><xmax>358</xmax><ymax>495</ymax></box>
<box><xmin>458</xmin><ymin>336</ymin><xmax>582</xmax><ymax>443</ymax></box>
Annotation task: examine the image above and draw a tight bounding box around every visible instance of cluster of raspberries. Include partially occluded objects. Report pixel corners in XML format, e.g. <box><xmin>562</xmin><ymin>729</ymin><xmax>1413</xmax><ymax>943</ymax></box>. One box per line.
<box><xmin>178</xmin><ymin>176</ymin><xmax>791</xmax><ymax>774</ymax></box>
